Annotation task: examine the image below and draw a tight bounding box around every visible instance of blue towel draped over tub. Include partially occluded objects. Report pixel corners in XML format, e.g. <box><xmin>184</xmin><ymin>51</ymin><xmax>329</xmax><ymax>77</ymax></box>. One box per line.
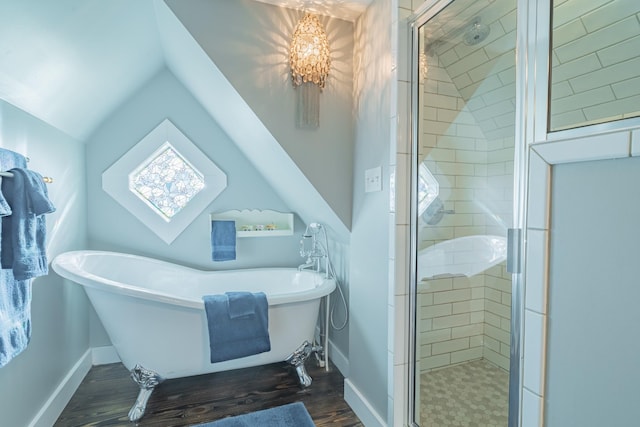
<box><xmin>0</xmin><ymin>150</ymin><xmax>54</xmax><ymax>368</ymax></box>
<box><xmin>203</xmin><ymin>292</ymin><xmax>271</xmax><ymax>363</ymax></box>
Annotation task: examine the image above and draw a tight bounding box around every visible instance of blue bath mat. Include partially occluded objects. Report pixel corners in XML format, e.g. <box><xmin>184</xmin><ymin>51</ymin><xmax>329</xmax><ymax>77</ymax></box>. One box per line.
<box><xmin>192</xmin><ymin>402</ymin><xmax>315</xmax><ymax>427</ymax></box>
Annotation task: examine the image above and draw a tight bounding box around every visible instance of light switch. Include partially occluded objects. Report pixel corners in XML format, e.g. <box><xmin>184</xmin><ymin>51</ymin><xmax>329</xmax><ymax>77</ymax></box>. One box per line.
<box><xmin>365</xmin><ymin>166</ymin><xmax>382</xmax><ymax>193</ymax></box>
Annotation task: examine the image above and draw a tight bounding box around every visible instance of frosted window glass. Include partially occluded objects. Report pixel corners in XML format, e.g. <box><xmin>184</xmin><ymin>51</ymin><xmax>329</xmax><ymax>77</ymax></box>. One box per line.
<box><xmin>102</xmin><ymin>119</ymin><xmax>227</xmax><ymax>244</ymax></box>
<box><xmin>130</xmin><ymin>143</ymin><xmax>205</xmax><ymax>220</ymax></box>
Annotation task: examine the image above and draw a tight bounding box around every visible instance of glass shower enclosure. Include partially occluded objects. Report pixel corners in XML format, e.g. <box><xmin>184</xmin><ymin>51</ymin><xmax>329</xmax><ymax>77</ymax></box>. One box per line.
<box><xmin>409</xmin><ymin>0</ymin><xmax>520</xmax><ymax>425</ymax></box>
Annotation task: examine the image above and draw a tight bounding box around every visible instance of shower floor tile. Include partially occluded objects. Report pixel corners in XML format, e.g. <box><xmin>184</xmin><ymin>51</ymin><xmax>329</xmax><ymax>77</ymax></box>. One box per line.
<box><xmin>420</xmin><ymin>359</ymin><xmax>509</xmax><ymax>427</ymax></box>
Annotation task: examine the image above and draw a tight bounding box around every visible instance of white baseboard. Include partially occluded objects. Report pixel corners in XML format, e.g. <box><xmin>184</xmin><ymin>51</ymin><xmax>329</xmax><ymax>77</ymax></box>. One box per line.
<box><xmin>328</xmin><ymin>339</ymin><xmax>349</xmax><ymax>377</ymax></box>
<box><xmin>28</xmin><ymin>349</ymin><xmax>92</xmax><ymax>427</ymax></box>
<box><xmin>344</xmin><ymin>378</ymin><xmax>387</xmax><ymax>427</ymax></box>
<box><xmin>92</xmin><ymin>345</ymin><xmax>120</xmax><ymax>365</ymax></box>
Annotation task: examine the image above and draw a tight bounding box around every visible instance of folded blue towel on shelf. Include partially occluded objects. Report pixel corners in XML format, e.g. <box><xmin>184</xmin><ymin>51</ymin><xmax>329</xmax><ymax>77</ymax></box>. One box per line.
<box><xmin>203</xmin><ymin>292</ymin><xmax>271</xmax><ymax>363</ymax></box>
<box><xmin>1</xmin><ymin>168</ymin><xmax>56</xmax><ymax>280</ymax></box>
<box><xmin>211</xmin><ymin>220</ymin><xmax>236</xmax><ymax>262</ymax></box>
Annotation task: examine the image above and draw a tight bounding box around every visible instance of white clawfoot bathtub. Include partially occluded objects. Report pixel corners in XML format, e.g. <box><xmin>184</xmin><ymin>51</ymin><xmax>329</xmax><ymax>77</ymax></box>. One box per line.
<box><xmin>52</xmin><ymin>250</ymin><xmax>335</xmax><ymax>421</ymax></box>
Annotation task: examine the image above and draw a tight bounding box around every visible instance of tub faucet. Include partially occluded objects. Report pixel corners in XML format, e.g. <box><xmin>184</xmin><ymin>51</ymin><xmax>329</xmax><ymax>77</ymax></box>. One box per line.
<box><xmin>298</xmin><ymin>257</ymin><xmax>317</xmax><ymax>272</ymax></box>
<box><xmin>298</xmin><ymin>222</ymin><xmax>329</xmax><ymax>277</ymax></box>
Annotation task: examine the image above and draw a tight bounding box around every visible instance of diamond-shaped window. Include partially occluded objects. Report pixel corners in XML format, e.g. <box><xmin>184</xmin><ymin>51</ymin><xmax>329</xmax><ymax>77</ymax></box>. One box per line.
<box><xmin>103</xmin><ymin>119</ymin><xmax>227</xmax><ymax>244</ymax></box>
<box><xmin>130</xmin><ymin>143</ymin><xmax>205</xmax><ymax>221</ymax></box>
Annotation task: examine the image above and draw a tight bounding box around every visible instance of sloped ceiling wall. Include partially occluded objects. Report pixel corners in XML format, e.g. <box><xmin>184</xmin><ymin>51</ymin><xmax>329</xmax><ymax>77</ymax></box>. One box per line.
<box><xmin>0</xmin><ymin>0</ymin><xmax>354</xmax><ymax>241</ymax></box>
<box><xmin>163</xmin><ymin>0</ymin><xmax>355</xmax><ymax>236</ymax></box>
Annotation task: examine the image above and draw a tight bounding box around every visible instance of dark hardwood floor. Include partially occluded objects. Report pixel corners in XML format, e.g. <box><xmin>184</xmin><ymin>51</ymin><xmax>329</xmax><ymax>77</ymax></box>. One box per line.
<box><xmin>55</xmin><ymin>360</ymin><xmax>363</xmax><ymax>427</ymax></box>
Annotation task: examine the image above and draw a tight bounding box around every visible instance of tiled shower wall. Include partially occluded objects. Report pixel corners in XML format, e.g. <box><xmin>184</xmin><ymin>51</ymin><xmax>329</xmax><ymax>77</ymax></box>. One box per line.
<box><xmin>417</xmin><ymin>0</ymin><xmax>516</xmax><ymax>374</ymax></box>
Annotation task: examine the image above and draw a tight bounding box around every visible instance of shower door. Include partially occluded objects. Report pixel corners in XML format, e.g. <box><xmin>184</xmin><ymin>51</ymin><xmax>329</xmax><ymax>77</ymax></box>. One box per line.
<box><xmin>409</xmin><ymin>0</ymin><xmax>522</xmax><ymax>425</ymax></box>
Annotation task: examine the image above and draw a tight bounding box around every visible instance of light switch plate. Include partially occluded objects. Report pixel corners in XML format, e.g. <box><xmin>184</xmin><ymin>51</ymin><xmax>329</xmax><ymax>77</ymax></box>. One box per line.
<box><xmin>365</xmin><ymin>166</ymin><xmax>382</xmax><ymax>193</ymax></box>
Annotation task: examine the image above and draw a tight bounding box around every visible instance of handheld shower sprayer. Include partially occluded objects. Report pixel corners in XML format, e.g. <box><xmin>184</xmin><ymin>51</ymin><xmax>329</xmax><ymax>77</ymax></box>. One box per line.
<box><xmin>297</xmin><ymin>221</ymin><xmax>349</xmax><ymax>335</ymax></box>
<box><xmin>303</xmin><ymin>222</ymin><xmax>322</xmax><ymax>238</ymax></box>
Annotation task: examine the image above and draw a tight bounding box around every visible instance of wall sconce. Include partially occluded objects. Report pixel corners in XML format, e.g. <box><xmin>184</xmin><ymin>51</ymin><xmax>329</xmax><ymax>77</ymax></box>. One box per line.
<box><xmin>289</xmin><ymin>13</ymin><xmax>331</xmax><ymax>128</ymax></box>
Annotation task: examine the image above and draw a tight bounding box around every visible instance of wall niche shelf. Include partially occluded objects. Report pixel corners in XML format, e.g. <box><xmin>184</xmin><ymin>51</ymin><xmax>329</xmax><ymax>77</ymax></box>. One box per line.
<box><xmin>210</xmin><ymin>209</ymin><xmax>294</xmax><ymax>237</ymax></box>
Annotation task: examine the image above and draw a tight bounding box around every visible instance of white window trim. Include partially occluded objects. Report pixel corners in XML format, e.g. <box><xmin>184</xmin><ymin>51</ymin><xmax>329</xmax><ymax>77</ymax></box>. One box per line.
<box><xmin>103</xmin><ymin>119</ymin><xmax>227</xmax><ymax>244</ymax></box>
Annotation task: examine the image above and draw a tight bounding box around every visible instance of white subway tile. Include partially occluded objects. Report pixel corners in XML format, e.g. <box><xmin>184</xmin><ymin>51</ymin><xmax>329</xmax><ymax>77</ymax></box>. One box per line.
<box><xmin>555</xmin><ymin>16</ymin><xmax>638</xmax><ymax>63</ymax></box>
<box><xmin>632</xmin><ymin>129</ymin><xmax>640</xmax><ymax>157</ymax></box>
<box><xmin>584</xmin><ymin>94</ymin><xmax>640</xmax><ymax>123</ymax></box>
<box><xmin>470</xmin><ymin>334</ymin><xmax>483</xmax><ymax>348</ymax></box>
<box><xmin>483</xmin><ymin>347</ymin><xmax>510</xmax><ymax>370</ymax></box>
<box><xmin>485</xmin><ymin>323</ymin><xmax>510</xmax><ymax>344</ymax></box>
<box><xmin>522</xmin><ymin>389</ymin><xmax>543</xmax><ymax>427</ymax></box>
<box><xmin>485</xmin><ymin>300</ymin><xmax>510</xmax><ymax>320</ymax></box>
<box><xmin>525</xmin><ymin>229</ymin><xmax>548</xmax><ymax>314</ymax></box>
<box><xmin>452</xmin><ymin>299</ymin><xmax>484</xmax><ymax>314</ymax></box>
<box><xmin>611</xmin><ymin>75</ymin><xmax>640</xmax><ymax>99</ymax></box>
<box><xmin>534</xmin><ymin>130</ymin><xmax>630</xmax><ymax>164</ymax></box>
<box><xmin>570</xmin><ymin>56</ymin><xmax>640</xmax><ymax>94</ymax></box>
<box><xmin>484</xmin><ymin>335</ymin><xmax>500</xmax><ymax>353</ymax></box>
<box><xmin>433</xmin><ymin>289</ymin><xmax>471</xmax><ymax>304</ymax></box>
<box><xmin>394</xmin><ymin>295</ymin><xmax>408</xmax><ymax>365</ymax></box>
<box><xmin>582</xmin><ymin>1</ymin><xmax>638</xmax><ymax>32</ymax></box>
<box><xmin>523</xmin><ymin>309</ymin><xmax>546</xmax><ymax>395</ymax></box>
<box><xmin>421</xmin><ymin>277</ymin><xmax>454</xmax><ymax>293</ymax></box>
<box><xmin>551</xmin><ymin>53</ymin><xmax>601</xmax><ymax>83</ymax></box>
<box><xmin>527</xmin><ymin>151</ymin><xmax>550</xmax><ymax>230</ymax></box>
<box><xmin>552</xmin><ymin>86</ymin><xmax>615</xmax><ymax>115</ymax></box>
<box><xmin>432</xmin><ymin>337</ymin><xmax>469</xmax><ymax>355</ymax></box>
<box><xmin>598</xmin><ymin>35</ymin><xmax>640</xmax><ymax>68</ymax></box>
<box><xmin>446</xmin><ymin>49</ymin><xmax>490</xmax><ymax>79</ymax></box>
<box><xmin>421</xmin><ymin>303</ymin><xmax>453</xmax><ymax>319</ymax></box>
<box><xmin>395</xmin><ymin>153</ymin><xmax>410</xmax><ymax>225</ymax></box>
<box><xmin>393</xmin><ymin>363</ymin><xmax>408</xmax><ymax>421</ymax></box>
<box><xmin>484</xmin><ymin>312</ymin><xmax>501</xmax><ymax>328</ymax></box>
<box><xmin>553</xmin><ymin>0</ymin><xmax>611</xmax><ymax>28</ymax></box>
<box><xmin>470</xmin><ymin>311</ymin><xmax>484</xmax><ymax>324</ymax></box>
<box><xmin>552</xmin><ymin>17</ymin><xmax>586</xmax><ymax>47</ymax></box>
<box><xmin>396</xmin><ymin>81</ymin><xmax>410</xmax><ymax>154</ymax></box>
<box><xmin>452</xmin><ymin>323</ymin><xmax>483</xmax><ymax>339</ymax></box>
<box><xmin>450</xmin><ymin>346</ymin><xmax>483</xmax><ymax>364</ymax></box>
<box><xmin>422</xmin><ymin>353</ymin><xmax>451</xmax><ymax>370</ymax></box>
<box><xmin>420</xmin><ymin>328</ymin><xmax>451</xmax><ymax>345</ymax></box>
<box><xmin>432</xmin><ymin>313</ymin><xmax>470</xmax><ymax>329</ymax></box>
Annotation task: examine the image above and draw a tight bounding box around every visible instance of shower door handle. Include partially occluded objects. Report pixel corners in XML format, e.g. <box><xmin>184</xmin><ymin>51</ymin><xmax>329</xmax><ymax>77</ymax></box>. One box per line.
<box><xmin>507</xmin><ymin>228</ymin><xmax>522</xmax><ymax>274</ymax></box>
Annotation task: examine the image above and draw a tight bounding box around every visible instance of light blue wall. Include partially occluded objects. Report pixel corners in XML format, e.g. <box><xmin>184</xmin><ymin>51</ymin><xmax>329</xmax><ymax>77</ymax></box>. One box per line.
<box><xmin>86</xmin><ymin>68</ymin><xmax>305</xmax><ymax>269</ymax></box>
<box><xmin>0</xmin><ymin>100</ymin><xmax>88</xmax><ymax>427</ymax></box>
<box><xmin>85</xmin><ymin>68</ymin><xmax>309</xmax><ymax>346</ymax></box>
<box><xmin>546</xmin><ymin>156</ymin><xmax>640</xmax><ymax>426</ymax></box>
<box><xmin>166</xmin><ymin>0</ymin><xmax>355</xmax><ymax>230</ymax></box>
<box><xmin>347</xmin><ymin>0</ymin><xmax>393</xmax><ymax>421</ymax></box>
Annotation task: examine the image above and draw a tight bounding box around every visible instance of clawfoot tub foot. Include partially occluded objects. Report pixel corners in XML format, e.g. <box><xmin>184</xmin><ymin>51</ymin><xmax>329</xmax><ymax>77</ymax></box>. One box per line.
<box><xmin>128</xmin><ymin>365</ymin><xmax>164</xmax><ymax>422</ymax></box>
<box><xmin>285</xmin><ymin>340</ymin><xmax>322</xmax><ymax>387</ymax></box>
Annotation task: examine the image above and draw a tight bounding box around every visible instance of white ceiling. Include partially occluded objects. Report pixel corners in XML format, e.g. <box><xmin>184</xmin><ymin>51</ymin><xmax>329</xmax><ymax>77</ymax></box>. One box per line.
<box><xmin>0</xmin><ymin>0</ymin><xmax>369</xmax><ymax>142</ymax></box>
<box><xmin>0</xmin><ymin>0</ymin><xmax>165</xmax><ymax>141</ymax></box>
<box><xmin>253</xmin><ymin>0</ymin><xmax>371</xmax><ymax>21</ymax></box>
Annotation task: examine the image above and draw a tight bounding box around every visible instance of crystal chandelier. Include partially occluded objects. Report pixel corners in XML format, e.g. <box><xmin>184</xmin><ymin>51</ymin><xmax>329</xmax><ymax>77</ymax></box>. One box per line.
<box><xmin>289</xmin><ymin>13</ymin><xmax>331</xmax><ymax>89</ymax></box>
<box><xmin>289</xmin><ymin>13</ymin><xmax>331</xmax><ymax>128</ymax></box>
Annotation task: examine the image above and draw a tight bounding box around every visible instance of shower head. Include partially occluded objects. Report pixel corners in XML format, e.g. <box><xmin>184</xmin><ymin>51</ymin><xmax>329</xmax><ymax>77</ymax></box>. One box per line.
<box><xmin>463</xmin><ymin>17</ymin><xmax>490</xmax><ymax>46</ymax></box>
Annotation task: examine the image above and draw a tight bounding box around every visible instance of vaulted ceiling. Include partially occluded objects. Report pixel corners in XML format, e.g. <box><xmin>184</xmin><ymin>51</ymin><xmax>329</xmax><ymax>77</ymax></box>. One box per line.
<box><xmin>0</xmin><ymin>0</ymin><xmax>369</xmax><ymax>141</ymax></box>
<box><xmin>0</xmin><ymin>0</ymin><xmax>367</xmax><ymax>240</ymax></box>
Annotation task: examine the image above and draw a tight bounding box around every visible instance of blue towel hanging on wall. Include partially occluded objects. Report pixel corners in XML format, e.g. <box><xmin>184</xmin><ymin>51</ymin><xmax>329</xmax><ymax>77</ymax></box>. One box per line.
<box><xmin>0</xmin><ymin>149</ymin><xmax>30</xmax><ymax>368</ymax></box>
<box><xmin>1</xmin><ymin>168</ymin><xmax>56</xmax><ymax>279</ymax></box>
